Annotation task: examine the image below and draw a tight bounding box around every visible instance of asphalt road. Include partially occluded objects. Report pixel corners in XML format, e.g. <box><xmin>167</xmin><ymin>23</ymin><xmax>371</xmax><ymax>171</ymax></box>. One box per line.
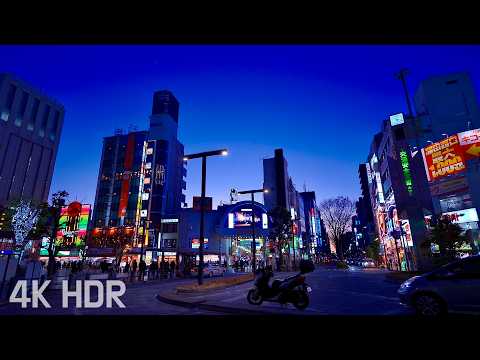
<box><xmin>0</xmin><ymin>266</ymin><xmax>412</xmax><ymax>315</ymax></box>
<box><xmin>172</xmin><ymin>266</ymin><xmax>412</xmax><ymax>315</ymax></box>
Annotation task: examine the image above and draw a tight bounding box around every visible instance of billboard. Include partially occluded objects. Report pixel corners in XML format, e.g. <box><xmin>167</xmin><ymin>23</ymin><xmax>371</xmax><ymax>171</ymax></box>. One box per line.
<box><xmin>429</xmin><ymin>176</ymin><xmax>469</xmax><ymax>196</ymax></box>
<box><xmin>56</xmin><ymin>202</ymin><xmax>91</xmax><ymax>249</ymax></box>
<box><xmin>421</xmin><ymin>129</ymin><xmax>480</xmax><ymax>182</ymax></box>
<box><xmin>228</xmin><ymin>210</ymin><xmax>261</xmax><ymax>228</ymax></box>
<box><xmin>441</xmin><ymin>208</ymin><xmax>479</xmax><ymax>224</ymax></box>
<box><xmin>191</xmin><ymin>238</ymin><xmax>208</xmax><ymax>249</ymax></box>
<box><xmin>389</xmin><ymin>113</ymin><xmax>404</xmax><ymax>127</ymax></box>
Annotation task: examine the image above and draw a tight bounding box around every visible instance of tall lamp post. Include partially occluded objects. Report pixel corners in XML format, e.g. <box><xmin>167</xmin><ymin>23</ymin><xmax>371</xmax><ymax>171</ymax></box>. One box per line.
<box><xmin>237</xmin><ymin>188</ymin><xmax>268</xmax><ymax>273</ymax></box>
<box><xmin>184</xmin><ymin>149</ymin><xmax>228</xmax><ymax>285</ymax></box>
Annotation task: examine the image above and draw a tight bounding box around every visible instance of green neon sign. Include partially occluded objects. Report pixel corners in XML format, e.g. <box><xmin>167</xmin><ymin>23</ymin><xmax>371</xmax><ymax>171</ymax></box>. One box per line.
<box><xmin>400</xmin><ymin>150</ymin><xmax>413</xmax><ymax>195</ymax></box>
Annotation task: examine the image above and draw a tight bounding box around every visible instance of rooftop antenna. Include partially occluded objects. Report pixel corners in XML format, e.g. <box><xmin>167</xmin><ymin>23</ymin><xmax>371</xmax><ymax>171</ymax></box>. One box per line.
<box><xmin>395</xmin><ymin>68</ymin><xmax>414</xmax><ymax>119</ymax></box>
<box><xmin>303</xmin><ymin>182</ymin><xmax>307</xmax><ymax>192</ymax></box>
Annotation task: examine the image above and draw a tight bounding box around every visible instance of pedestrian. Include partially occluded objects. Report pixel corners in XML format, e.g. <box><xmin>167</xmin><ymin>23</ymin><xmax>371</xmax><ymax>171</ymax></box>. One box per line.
<box><xmin>124</xmin><ymin>261</ymin><xmax>130</xmax><ymax>274</ymax></box>
<box><xmin>163</xmin><ymin>260</ymin><xmax>169</xmax><ymax>279</ymax></box>
<box><xmin>149</xmin><ymin>260</ymin><xmax>156</xmax><ymax>280</ymax></box>
<box><xmin>169</xmin><ymin>260</ymin><xmax>176</xmax><ymax>279</ymax></box>
<box><xmin>131</xmin><ymin>259</ymin><xmax>137</xmax><ymax>280</ymax></box>
<box><xmin>138</xmin><ymin>259</ymin><xmax>146</xmax><ymax>281</ymax></box>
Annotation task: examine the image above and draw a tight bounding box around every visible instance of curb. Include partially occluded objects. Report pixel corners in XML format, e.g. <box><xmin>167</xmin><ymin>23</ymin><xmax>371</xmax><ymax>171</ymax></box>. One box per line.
<box><xmin>156</xmin><ymin>292</ymin><xmax>306</xmax><ymax>316</ymax></box>
<box><xmin>176</xmin><ymin>275</ymin><xmax>254</xmax><ymax>294</ymax></box>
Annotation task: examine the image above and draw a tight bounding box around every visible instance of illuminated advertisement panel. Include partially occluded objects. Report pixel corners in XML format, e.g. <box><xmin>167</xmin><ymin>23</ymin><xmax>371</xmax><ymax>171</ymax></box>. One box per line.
<box><xmin>191</xmin><ymin>238</ymin><xmax>209</xmax><ymax>249</ymax></box>
<box><xmin>56</xmin><ymin>202</ymin><xmax>91</xmax><ymax>248</ymax></box>
<box><xmin>441</xmin><ymin>208</ymin><xmax>479</xmax><ymax>224</ymax></box>
<box><xmin>228</xmin><ymin>210</ymin><xmax>261</xmax><ymax>228</ymax></box>
<box><xmin>421</xmin><ymin>129</ymin><xmax>480</xmax><ymax>182</ymax></box>
<box><xmin>389</xmin><ymin>113</ymin><xmax>404</xmax><ymax>127</ymax></box>
<box><xmin>421</xmin><ymin>134</ymin><xmax>466</xmax><ymax>181</ymax></box>
<box><xmin>238</xmin><ymin>238</ymin><xmax>263</xmax><ymax>251</ymax></box>
<box><xmin>399</xmin><ymin>150</ymin><xmax>413</xmax><ymax>194</ymax></box>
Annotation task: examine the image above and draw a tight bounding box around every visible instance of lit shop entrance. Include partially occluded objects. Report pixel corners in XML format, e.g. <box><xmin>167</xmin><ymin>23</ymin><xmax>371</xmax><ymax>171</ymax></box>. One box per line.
<box><xmin>227</xmin><ymin>235</ymin><xmax>266</xmax><ymax>269</ymax></box>
<box><xmin>217</xmin><ymin>200</ymin><xmax>271</xmax><ymax>270</ymax></box>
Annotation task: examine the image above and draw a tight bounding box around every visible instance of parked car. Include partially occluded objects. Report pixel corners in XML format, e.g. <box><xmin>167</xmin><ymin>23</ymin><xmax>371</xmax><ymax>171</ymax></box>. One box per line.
<box><xmin>398</xmin><ymin>255</ymin><xmax>480</xmax><ymax>316</ymax></box>
<box><xmin>191</xmin><ymin>263</ymin><xmax>225</xmax><ymax>277</ymax></box>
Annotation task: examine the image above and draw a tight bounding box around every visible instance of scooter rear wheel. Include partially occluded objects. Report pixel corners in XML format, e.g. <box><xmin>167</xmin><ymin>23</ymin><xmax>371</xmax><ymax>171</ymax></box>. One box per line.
<box><xmin>292</xmin><ymin>291</ymin><xmax>309</xmax><ymax>310</ymax></box>
<box><xmin>247</xmin><ymin>289</ymin><xmax>263</xmax><ymax>305</ymax></box>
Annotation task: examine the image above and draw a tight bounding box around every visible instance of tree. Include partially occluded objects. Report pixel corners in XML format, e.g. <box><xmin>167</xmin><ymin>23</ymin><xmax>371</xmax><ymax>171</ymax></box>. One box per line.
<box><xmin>423</xmin><ymin>216</ymin><xmax>469</xmax><ymax>262</ymax></box>
<box><xmin>11</xmin><ymin>200</ymin><xmax>40</xmax><ymax>259</ymax></box>
<box><xmin>267</xmin><ymin>206</ymin><xmax>293</xmax><ymax>271</ymax></box>
<box><xmin>319</xmin><ymin>196</ymin><xmax>356</xmax><ymax>260</ymax></box>
<box><xmin>366</xmin><ymin>238</ymin><xmax>381</xmax><ymax>264</ymax></box>
<box><xmin>111</xmin><ymin>227</ymin><xmax>134</xmax><ymax>267</ymax></box>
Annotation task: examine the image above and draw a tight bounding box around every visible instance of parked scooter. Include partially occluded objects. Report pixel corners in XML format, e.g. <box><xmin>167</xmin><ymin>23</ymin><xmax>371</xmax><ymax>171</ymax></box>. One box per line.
<box><xmin>247</xmin><ymin>259</ymin><xmax>314</xmax><ymax>310</ymax></box>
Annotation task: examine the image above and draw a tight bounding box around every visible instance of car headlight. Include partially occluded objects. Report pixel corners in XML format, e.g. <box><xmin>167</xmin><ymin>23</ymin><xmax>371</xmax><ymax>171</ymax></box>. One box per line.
<box><xmin>400</xmin><ymin>277</ymin><xmax>416</xmax><ymax>289</ymax></box>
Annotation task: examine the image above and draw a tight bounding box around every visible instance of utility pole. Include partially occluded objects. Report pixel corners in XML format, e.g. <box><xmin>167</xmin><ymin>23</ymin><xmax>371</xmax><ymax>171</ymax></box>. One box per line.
<box><xmin>395</xmin><ymin>69</ymin><xmax>414</xmax><ymax>118</ymax></box>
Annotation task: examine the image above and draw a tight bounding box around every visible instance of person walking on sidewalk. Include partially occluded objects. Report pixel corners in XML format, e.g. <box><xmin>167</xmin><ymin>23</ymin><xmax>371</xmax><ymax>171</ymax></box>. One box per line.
<box><xmin>169</xmin><ymin>260</ymin><xmax>176</xmax><ymax>279</ymax></box>
<box><xmin>149</xmin><ymin>260</ymin><xmax>158</xmax><ymax>280</ymax></box>
<box><xmin>138</xmin><ymin>259</ymin><xmax>146</xmax><ymax>281</ymax></box>
<box><xmin>131</xmin><ymin>259</ymin><xmax>137</xmax><ymax>281</ymax></box>
<box><xmin>162</xmin><ymin>260</ymin><xmax>168</xmax><ymax>279</ymax></box>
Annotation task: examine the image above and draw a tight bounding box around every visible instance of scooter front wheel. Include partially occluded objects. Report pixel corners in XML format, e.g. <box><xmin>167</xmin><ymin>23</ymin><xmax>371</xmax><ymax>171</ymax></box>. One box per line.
<box><xmin>247</xmin><ymin>289</ymin><xmax>263</xmax><ymax>305</ymax></box>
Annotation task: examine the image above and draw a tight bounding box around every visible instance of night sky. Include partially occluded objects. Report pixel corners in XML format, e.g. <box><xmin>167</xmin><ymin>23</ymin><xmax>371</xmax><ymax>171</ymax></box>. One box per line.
<box><xmin>1</xmin><ymin>45</ymin><xmax>480</xmax><ymax>208</ymax></box>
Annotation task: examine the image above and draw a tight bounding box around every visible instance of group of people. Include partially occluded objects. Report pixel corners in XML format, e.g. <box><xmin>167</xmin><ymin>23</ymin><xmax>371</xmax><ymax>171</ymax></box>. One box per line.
<box><xmin>233</xmin><ymin>258</ymin><xmax>251</xmax><ymax>272</ymax></box>
<box><xmin>120</xmin><ymin>258</ymin><xmax>177</xmax><ymax>281</ymax></box>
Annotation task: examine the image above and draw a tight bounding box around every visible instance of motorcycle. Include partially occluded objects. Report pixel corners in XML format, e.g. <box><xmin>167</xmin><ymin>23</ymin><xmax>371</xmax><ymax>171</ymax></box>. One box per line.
<box><xmin>247</xmin><ymin>259</ymin><xmax>314</xmax><ymax>310</ymax></box>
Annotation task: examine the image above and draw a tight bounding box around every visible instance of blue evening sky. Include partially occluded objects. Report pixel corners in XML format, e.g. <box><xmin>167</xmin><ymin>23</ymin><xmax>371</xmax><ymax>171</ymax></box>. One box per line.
<box><xmin>1</xmin><ymin>45</ymin><xmax>480</xmax><ymax>208</ymax></box>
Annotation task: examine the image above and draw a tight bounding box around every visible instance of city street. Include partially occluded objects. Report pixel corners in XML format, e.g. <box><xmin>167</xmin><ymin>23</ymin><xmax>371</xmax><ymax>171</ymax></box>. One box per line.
<box><xmin>0</xmin><ymin>266</ymin><xmax>412</xmax><ymax>315</ymax></box>
<box><xmin>159</xmin><ymin>266</ymin><xmax>412</xmax><ymax>315</ymax></box>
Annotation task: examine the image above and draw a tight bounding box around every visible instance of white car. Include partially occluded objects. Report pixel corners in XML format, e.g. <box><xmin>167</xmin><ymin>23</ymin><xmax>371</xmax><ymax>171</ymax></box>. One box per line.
<box><xmin>362</xmin><ymin>259</ymin><xmax>376</xmax><ymax>268</ymax></box>
<box><xmin>203</xmin><ymin>263</ymin><xmax>226</xmax><ymax>277</ymax></box>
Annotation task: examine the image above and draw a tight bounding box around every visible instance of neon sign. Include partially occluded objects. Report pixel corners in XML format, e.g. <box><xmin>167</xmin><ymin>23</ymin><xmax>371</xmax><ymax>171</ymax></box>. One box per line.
<box><xmin>400</xmin><ymin>150</ymin><xmax>413</xmax><ymax>195</ymax></box>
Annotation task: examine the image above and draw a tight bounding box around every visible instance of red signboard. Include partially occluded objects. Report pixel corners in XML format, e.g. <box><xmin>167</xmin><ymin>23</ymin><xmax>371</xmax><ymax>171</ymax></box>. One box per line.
<box><xmin>118</xmin><ymin>133</ymin><xmax>136</xmax><ymax>218</ymax></box>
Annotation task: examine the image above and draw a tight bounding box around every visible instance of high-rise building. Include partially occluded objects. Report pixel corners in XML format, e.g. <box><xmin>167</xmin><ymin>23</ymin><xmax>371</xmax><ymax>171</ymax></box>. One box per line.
<box><xmin>0</xmin><ymin>73</ymin><xmax>64</xmax><ymax>206</ymax></box>
<box><xmin>91</xmin><ymin>90</ymin><xmax>187</xmax><ymax>260</ymax></box>
<box><xmin>299</xmin><ymin>191</ymin><xmax>325</xmax><ymax>257</ymax></box>
<box><xmin>263</xmin><ymin>148</ymin><xmax>290</xmax><ymax>211</ymax></box>
<box><xmin>412</xmin><ymin>72</ymin><xmax>480</xmax><ymax>146</ymax></box>
<box><xmin>91</xmin><ymin>130</ymin><xmax>148</xmax><ymax>229</ymax></box>
<box><xmin>263</xmin><ymin>148</ymin><xmax>326</xmax><ymax>261</ymax></box>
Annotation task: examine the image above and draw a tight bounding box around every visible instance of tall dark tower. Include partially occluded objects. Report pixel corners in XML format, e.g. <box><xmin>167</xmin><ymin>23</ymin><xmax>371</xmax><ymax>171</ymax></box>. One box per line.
<box><xmin>151</xmin><ymin>90</ymin><xmax>179</xmax><ymax>122</ymax></box>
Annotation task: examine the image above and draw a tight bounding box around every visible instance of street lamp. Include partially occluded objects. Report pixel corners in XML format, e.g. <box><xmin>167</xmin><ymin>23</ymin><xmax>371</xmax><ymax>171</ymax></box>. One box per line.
<box><xmin>184</xmin><ymin>148</ymin><xmax>228</xmax><ymax>285</ymax></box>
<box><xmin>237</xmin><ymin>188</ymin><xmax>268</xmax><ymax>273</ymax></box>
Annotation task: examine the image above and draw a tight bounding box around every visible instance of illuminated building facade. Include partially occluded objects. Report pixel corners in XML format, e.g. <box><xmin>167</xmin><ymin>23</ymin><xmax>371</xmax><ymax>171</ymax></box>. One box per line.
<box><xmin>177</xmin><ymin>200</ymin><xmax>271</xmax><ymax>270</ymax></box>
<box><xmin>91</xmin><ymin>90</ymin><xmax>187</xmax><ymax>260</ymax></box>
<box><xmin>363</xmin><ymin>72</ymin><xmax>480</xmax><ymax>270</ymax></box>
<box><xmin>366</xmin><ymin>115</ymin><xmax>433</xmax><ymax>272</ymax></box>
<box><xmin>299</xmin><ymin>191</ymin><xmax>325</xmax><ymax>259</ymax></box>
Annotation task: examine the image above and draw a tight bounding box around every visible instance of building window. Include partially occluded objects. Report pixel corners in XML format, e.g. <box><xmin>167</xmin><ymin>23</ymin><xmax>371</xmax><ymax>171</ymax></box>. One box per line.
<box><xmin>39</xmin><ymin>104</ymin><xmax>50</xmax><ymax>138</ymax></box>
<box><xmin>6</xmin><ymin>84</ymin><xmax>16</xmax><ymax>111</ymax></box>
<box><xmin>15</xmin><ymin>90</ymin><xmax>29</xmax><ymax>127</ymax></box>
<box><xmin>49</xmin><ymin>110</ymin><xmax>60</xmax><ymax>141</ymax></box>
<box><xmin>28</xmin><ymin>98</ymin><xmax>40</xmax><ymax>131</ymax></box>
